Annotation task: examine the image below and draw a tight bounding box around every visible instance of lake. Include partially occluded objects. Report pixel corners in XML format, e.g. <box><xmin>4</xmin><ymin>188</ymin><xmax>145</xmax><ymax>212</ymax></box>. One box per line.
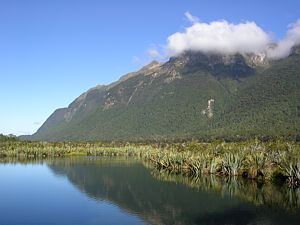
<box><xmin>0</xmin><ymin>157</ymin><xmax>300</xmax><ymax>225</ymax></box>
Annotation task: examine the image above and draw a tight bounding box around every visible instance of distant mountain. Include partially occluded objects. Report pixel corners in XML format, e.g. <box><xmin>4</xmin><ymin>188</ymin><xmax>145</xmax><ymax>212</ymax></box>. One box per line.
<box><xmin>28</xmin><ymin>46</ymin><xmax>300</xmax><ymax>141</ymax></box>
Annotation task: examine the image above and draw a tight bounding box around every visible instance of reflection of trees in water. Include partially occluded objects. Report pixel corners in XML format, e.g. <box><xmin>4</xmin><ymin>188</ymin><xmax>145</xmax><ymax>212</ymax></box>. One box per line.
<box><xmin>14</xmin><ymin>156</ymin><xmax>298</xmax><ymax>225</ymax></box>
<box><xmin>2</xmin><ymin>156</ymin><xmax>300</xmax><ymax>213</ymax></box>
<box><xmin>48</xmin><ymin>157</ymin><xmax>257</xmax><ymax>225</ymax></box>
<box><xmin>150</xmin><ymin>167</ymin><xmax>300</xmax><ymax>211</ymax></box>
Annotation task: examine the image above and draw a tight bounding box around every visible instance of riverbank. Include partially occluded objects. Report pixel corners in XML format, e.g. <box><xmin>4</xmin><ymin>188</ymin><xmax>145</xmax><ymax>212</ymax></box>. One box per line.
<box><xmin>0</xmin><ymin>137</ymin><xmax>300</xmax><ymax>188</ymax></box>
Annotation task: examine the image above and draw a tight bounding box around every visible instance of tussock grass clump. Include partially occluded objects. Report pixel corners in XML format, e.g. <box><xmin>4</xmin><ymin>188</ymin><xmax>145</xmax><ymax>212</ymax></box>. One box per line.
<box><xmin>281</xmin><ymin>160</ymin><xmax>300</xmax><ymax>188</ymax></box>
<box><xmin>142</xmin><ymin>140</ymin><xmax>300</xmax><ymax>188</ymax></box>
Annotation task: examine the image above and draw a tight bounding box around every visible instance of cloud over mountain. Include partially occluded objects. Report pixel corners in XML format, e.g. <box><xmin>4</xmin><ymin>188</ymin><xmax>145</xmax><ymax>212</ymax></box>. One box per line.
<box><xmin>166</xmin><ymin>20</ymin><xmax>272</xmax><ymax>56</ymax></box>
<box><xmin>164</xmin><ymin>13</ymin><xmax>300</xmax><ymax>59</ymax></box>
<box><xmin>267</xmin><ymin>20</ymin><xmax>300</xmax><ymax>59</ymax></box>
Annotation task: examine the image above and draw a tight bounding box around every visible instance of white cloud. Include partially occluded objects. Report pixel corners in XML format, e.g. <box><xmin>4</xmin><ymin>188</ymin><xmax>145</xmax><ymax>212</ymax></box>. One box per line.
<box><xmin>147</xmin><ymin>49</ymin><xmax>161</xmax><ymax>58</ymax></box>
<box><xmin>267</xmin><ymin>20</ymin><xmax>300</xmax><ymax>59</ymax></box>
<box><xmin>139</xmin><ymin>13</ymin><xmax>300</xmax><ymax>62</ymax></box>
<box><xmin>185</xmin><ymin>11</ymin><xmax>199</xmax><ymax>23</ymax></box>
<box><xmin>166</xmin><ymin>20</ymin><xmax>272</xmax><ymax>56</ymax></box>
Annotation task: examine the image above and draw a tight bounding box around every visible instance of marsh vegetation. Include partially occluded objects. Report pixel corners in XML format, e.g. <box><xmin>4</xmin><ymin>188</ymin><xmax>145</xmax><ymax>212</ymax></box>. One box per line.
<box><xmin>1</xmin><ymin>135</ymin><xmax>300</xmax><ymax>188</ymax></box>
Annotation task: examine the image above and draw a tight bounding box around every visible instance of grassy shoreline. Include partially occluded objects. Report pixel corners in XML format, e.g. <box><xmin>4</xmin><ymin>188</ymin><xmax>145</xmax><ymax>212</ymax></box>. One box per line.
<box><xmin>1</xmin><ymin>137</ymin><xmax>300</xmax><ymax>188</ymax></box>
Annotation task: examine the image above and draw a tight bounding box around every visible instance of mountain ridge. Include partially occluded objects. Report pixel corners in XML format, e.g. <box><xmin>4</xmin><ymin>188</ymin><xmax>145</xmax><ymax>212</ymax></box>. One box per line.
<box><xmin>28</xmin><ymin>48</ymin><xmax>300</xmax><ymax>141</ymax></box>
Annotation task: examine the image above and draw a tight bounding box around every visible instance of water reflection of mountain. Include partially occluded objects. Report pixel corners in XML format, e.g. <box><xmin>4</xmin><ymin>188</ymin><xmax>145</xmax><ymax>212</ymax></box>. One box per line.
<box><xmin>151</xmin><ymin>168</ymin><xmax>300</xmax><ymax>212</ymax></box>
<box><xmin>47</xmin><ymin>157</ymin><xmax>300</xmax><ymax>225</ymax></box>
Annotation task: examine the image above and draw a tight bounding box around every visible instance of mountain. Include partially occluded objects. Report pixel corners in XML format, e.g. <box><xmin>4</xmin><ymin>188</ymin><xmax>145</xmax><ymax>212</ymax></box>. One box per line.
<box><xmin>29</xmin><ymin>46</ymin><xmax>300</xmax><ymax>141</ymax></box>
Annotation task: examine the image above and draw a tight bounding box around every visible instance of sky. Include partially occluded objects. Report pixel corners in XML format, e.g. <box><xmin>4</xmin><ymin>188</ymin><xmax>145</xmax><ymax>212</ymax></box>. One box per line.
<box><xmin>0</xmin><ymin>0</ymin><xmax>299</xmax><ymax>135</ymax></box>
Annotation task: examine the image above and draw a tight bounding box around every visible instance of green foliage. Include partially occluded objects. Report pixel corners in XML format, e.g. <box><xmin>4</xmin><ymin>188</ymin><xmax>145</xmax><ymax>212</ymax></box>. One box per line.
<box><xmin>222</xmin><ymin>153</ymin><xmax>245</xmax><ymax>176</ymax></box>
<box><xmin>27</xmin><ymin>51</ymin><xmax>300</xmax><ymax>142</ymax></box>
<box><xmin>0</xmin><ymin>134</ymin><xmax>18</xmax><ymax>142</ymax></box>
<box><xmin>1</xmin><ymin>138</ymin><xmax>300</xmax><ymax>187</ymax></box>
<box><xmin>281</xmin><ymin>160</ymin><xmax>300</xmax><ymax>188</ymax></box>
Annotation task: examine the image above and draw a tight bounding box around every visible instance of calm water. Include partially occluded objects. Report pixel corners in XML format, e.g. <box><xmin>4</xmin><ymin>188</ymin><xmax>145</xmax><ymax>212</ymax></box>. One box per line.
<box><xmin>0</xmin><ymin>157</ymin><xmax>300</xmax><ymax>225</ymax></box>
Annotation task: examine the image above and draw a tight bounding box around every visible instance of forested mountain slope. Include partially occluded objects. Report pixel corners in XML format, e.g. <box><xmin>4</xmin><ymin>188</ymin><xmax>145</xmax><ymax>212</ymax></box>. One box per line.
<box><xmin>29</xmin><ymin>47</ymin><xmax>300</xmax><ymax>141</ymax></box>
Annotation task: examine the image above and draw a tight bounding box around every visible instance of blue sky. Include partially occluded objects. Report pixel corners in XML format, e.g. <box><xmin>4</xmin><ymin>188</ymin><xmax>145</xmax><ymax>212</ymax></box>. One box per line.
<box><xmin>0</xmin><ymin>0</ymin><xmax>299</xmax><ymax>135</ymax></box>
